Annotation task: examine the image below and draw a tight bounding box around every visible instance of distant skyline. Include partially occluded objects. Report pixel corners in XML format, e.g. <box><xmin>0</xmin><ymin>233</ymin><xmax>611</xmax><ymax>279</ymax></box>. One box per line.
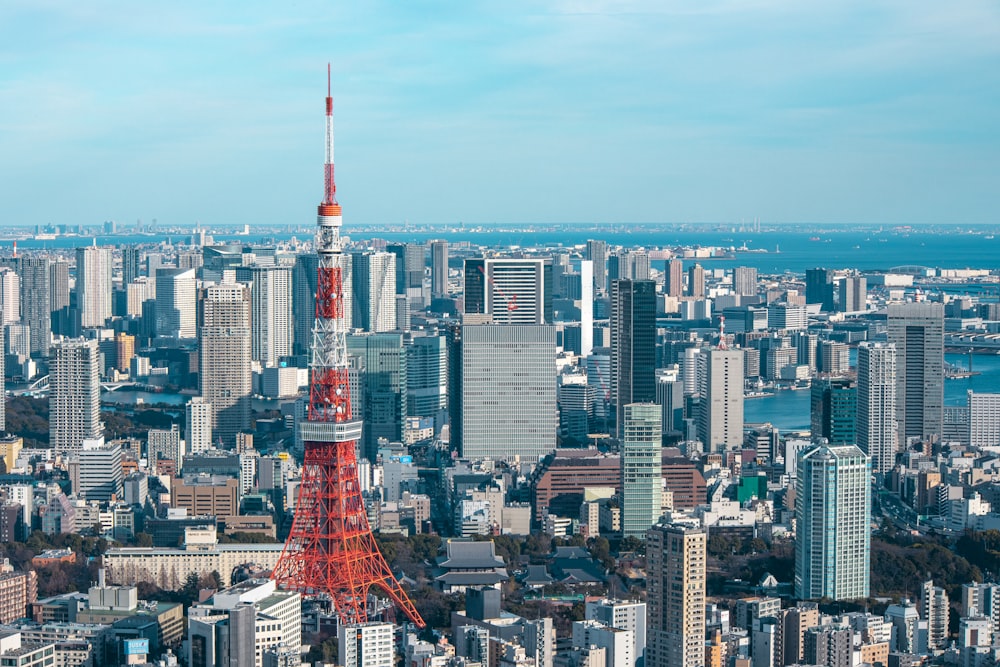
<box><xmin>1</xmin><ymin>1</ymin><xmax>998</xmax><ymax>227</ymax></box>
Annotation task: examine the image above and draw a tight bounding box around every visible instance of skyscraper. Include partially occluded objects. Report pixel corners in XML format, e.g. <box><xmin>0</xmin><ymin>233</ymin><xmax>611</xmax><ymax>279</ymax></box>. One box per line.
<box><xmin>351</xmin><ymin>252</ymin><xmax>397</xmax><ymax>333</ymax></box>
<box><xmin>387</xmin><ymin>242</ymin><xmax>425</xmax><ymax>304</ymax></box>
<box><xmin>887</xmin><ymin>302</ymin><xmax>944</xmax><ymax>445</ymax></box>
<box><xmin>795</xmin><ymin>443</ymin><xmax>871</xmax><ymax>601</ymax></box>
<box><xmin>621</xmin><ymin>403</ymin><xmax>662</xmax><ymax>539</ymax></box>
<box><xmin>810</xmin><ymin>378</ymin><xmax>857</xmax><ymax>446</ymax></box>
<box><xmin>347</xmin><ymin>332</ymin><xmax>407</xmax><ymax>461</ymax></box>
<box><xmin>459</xmin><ymin>324</ymin><xmax>556</xmax><ymax>463</ymax></box>
<box><xmin>122</xmin><ymin>245</ymin><xmax>142</xmax><ymax>286</ymax></box>
<box><xmin>665</xmin><ymin>259</ymin><xmax>684</xmax><ymax>298</ymax></box>
<box><xmin>696</xmin><ymin>348</ymin><xmax>745</xmax><ymax>453</ymax></box>
<box><xmin>50</xmin><ymin>338</ymin><xmax>102</xmax><ymax>454</ymax></box>
<box><xmin>805</xmin><ymin>268</ymin><xmax>835</xmax><ymax>312</ymax></box>
<box><xmin>838</xmin><ymin>276</ymin><xmax>867</xmax><ymax>312</ymax></box>
<box><xmin>647</xmin><ymin>522</ymin><xmax>706</xmax><ymax>667</ymax></box>
<box><xmin>405</xmin><ymin>334</ymin><xmax>448</xmax><ymax>421</ymax></box>
<box><xmin>856</xmin><ymin>343</ymin><xmax>897</xmax><ymax>473</ymax></box>
<box><xmin>430</xmin><ymin>240</ymin><xmax>449</xmax><ymax>299</ymax></box>
<box><xmin>199</xmin><ymin>283</ymin><xmax>251</xmax><ymax>447</ymax></box>
<box><xmin>580</xmin><ymin>260</ymin><xmax>594</xmax><ymax>358</ymax></box>
<box><xmin>464</xmin><ymin>257</ymin><xmax>552</xmax><ymax>325</ymax></box>
<box><xmin>0</xmin><ymin>268</ymin><xmax>19</xmax><ymax>326</ymax></box>
<box><xmin>236</xmin><ymin>265</ymin><xmax>295</xmax><ymax>366</ymax></box>
<box><xmin>733</xmin><ymin>266</ymin><xmax>758</xmax><ymax>298</ymax></box>
<box><xmin>18</xmin><ymin>256</ymin><xmax>51</xmax><ymax>356</ymax></box>
<box><xmin>155</xmin><ymin>267</ymin><xmax>197</xmax><ymax>339</ymax></box>
<box><xmin>586</xmin><ymin>240</ymin><xmax>608</xmax><ymax>294</ymax></box>
<box><xmin>686</xmin><ymin>264</ymin><xmax>705</xmax><ymax>298</ymax></box>
<box><xmin>611</xmin><ymin>280</ymin><xmax>656</xmax><ymax>439</ymax></box>
<box><xmin>292</xmin><ymin>253</ymin><xmax>319</xmax><ymax>357</ymax></box>
<box><xmin>76</xmin><ymin>245</ymin><xmax>113</xmax><ymax>328</ymax></box>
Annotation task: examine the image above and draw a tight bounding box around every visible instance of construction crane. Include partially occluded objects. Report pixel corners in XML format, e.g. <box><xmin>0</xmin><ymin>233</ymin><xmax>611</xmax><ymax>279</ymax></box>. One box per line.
<box><xmin>478</xmin><ymin>265</ymin><xmax>518</xmax><ymax>312</ymax></box>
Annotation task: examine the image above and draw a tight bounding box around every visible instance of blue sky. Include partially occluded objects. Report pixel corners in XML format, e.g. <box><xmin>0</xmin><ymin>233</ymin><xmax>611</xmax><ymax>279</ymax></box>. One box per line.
<box><xmin>1</xmin><ymin>1</ymin><xmax>998</xmax><ymax>227</ymax></box>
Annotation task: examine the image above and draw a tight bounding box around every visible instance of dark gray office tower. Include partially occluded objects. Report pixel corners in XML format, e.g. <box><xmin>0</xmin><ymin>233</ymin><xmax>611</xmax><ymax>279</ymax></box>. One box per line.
<box><xmin>49</xmin><ymin>260</ymin><xmax>70</xmax><ymax>313</ymax></box>
<box><xmin>806</xmin><ymin>268</ymin><xmax>835</xmax><ymax>311</ymax></box>
<box><xmin>292</xmin><ymin>253</ymin><xmax>319</xmax><ymax>357</ymax></box>
<box><xmin>388</xmin><ymin>243</ymin><xmax>425</xmax><ymax>296</ymax></box>
<box><xmin>19</xmin><ymin>257</ymin><xmax>51</xmax><ymax>356</ymax></box>
<box><xmin>888</xmin><ymin>302</ymin><xmax>944</xmax><ymax>445</ymax></box>
<box><xmin>348</xmin><ymin>332</ymin><xmax>407</xmax><ymax>461</ymax></box>
<box><xmin>430</xmin><ymin>240</ymin><xmax>449</xmax><ymax>298</ymax></box>
<box><xmin>611</xmin><ymin>279</ymin><xmax>656</xmax><ymax>438</ymax></box>
<box><xmin>810</xmin><ymin>378</ymin><xmax>857</xmax><ymax>446</ymax></box>
<box><xmin>122</xmin><ymin>245</ymin><xmax>142</xmax><ymax>286</ymax></box>
<box><xmin>586</xmin><ymin>239</ymin><xmax>608</xmax><ymax>293</ymax></box>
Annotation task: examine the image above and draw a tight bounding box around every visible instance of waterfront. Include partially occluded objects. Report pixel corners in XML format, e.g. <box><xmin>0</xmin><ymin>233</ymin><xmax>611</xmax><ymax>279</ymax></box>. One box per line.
<box><xmin>745</xmin><ymin>352</ymin><xmax>1000</xmax><ymax>431</ymax></box>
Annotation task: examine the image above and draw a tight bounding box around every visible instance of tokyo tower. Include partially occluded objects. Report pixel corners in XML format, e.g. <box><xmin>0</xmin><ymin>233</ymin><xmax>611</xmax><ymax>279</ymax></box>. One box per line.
<box><xmin>271</xmin><ymin>66</ymin><xmax>424</xmax><ymax>628</ymax></box>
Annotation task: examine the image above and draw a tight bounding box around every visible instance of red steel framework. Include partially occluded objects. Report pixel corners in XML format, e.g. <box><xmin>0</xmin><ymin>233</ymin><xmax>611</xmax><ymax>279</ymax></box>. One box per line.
<box><xmin>271</xmin><ymin>66</ymin><xmax>424</xmax><ymax>628</ymax></box>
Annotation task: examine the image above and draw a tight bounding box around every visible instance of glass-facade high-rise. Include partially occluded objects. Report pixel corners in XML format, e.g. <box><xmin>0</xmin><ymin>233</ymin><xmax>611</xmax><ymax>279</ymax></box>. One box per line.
<box><xmin>887</xmin><ymin>302</ymin><xmax>944</xmax><ymax>446</ymax></box>
<box><xmin>621</xmin><ymin>403</ymin><xmax>662</xmax><ymax>539</ymax></box>
<box><xmin>810</xmin><ymin>378</ymin><xmax>857</xmax><ymax>446</ymax></box>
<box><xmin>611</xmin><ymin>279</ymin><xmax>656</xmax><ymax>439</ymax></box>
<box><xmin>795</xmin><ymin>443</ymin><xmax>871</xmax><ymax>601</ymax></box>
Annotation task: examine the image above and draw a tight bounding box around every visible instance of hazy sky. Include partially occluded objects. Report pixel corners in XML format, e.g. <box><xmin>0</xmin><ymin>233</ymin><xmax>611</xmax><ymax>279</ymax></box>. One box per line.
<box><xmin>1</xmin><ymin>1</ymin><xmax>998</xmax><ymax>227</ymax></box>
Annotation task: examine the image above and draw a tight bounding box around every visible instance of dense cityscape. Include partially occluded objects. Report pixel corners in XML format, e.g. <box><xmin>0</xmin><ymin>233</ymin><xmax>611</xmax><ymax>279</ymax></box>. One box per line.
<box><xmin>2</xmin><ymin>4</ymin><xmax>999</xmax><ymax>665</ymax></box>
<box><xmin>0</xmin><ymin>129</ymin><xmax>998</xmax><ymax>667</ymax></box>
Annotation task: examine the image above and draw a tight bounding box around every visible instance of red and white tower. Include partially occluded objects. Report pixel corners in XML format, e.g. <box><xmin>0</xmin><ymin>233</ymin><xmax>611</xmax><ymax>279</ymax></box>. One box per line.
<box><xmin>271</xmin><ymin>66</ymin><xmax>424</xmax><ymax>627</ymax></box>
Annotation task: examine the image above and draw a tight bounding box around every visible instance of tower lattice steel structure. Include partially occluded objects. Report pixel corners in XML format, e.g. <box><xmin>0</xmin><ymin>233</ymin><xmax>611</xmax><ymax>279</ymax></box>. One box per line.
<box><xmin>271</xmin><ymin>66</ymin><xmax>424</xmax><ymax>628</ymax></box>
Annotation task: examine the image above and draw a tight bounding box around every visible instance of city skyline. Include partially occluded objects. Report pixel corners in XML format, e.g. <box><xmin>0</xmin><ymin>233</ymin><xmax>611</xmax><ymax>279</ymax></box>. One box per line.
<box><xmin>2</xmin><ymin>2</ymin><xmax>999</xmax><ymax>228</ymax></box>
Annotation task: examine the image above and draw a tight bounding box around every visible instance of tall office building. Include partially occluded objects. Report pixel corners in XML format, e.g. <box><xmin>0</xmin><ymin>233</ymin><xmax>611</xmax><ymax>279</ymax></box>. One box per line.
<box><xmin>0</xmin><ymin>268</ymin><xmax>19</xmax><ymax>326</ymax></box>
<box><xmin>73</xmin><ymin>439</ymin><xmax>124</xmax><ymax>501</ymax></box>
<box><xmin>686</xmin><ymin>264</ymin><xmax>705</xmax><ymax>298</ymax></box>
<box><xmin>0</xmin><ymin>328</ymin><xmax>4</xmax><ymax>430</ymax></box>
<box><xmin>795</xmin><ymin>443</ymin><xmax>871</xmax><ymax>601</ymax></box>
<box><xmin>200</xmin><ymin>283</ymin><xmax>252</xmax><ymax>447</ymax></box>
<box><xmin>611</xmin><ymin>280</ymin><xmax>656</xmax><ymax>438</ymax></box>
<box><xmin>805</xmin><ymin>268</ymin><xmax>835</xmax><ymax>311</ymax></box>
<box><xmin>339</xmin><ymin>622</ymin><xmax>394</xmax><ymax>667</ymax></box>
<box><xmin>586</xmin><ymin>240</ymin><xmax>608</xmax><ymax>294</ymax></box>
<box><xmin>351</xmin><ymin>252</ymin><xmax>397</xmax><ymax>333</ymax></box>
<box><xmin>580</xmin><ymin>260</ymin><xmax>594</xmax><ymax>358</ymax></box>
<box><xmin>647</xmin><ymin>523</ymin><xmax>706</xmax><ymax>667</ymax></box>
<box><xmin>621</xmin><ymin>404</ymin><xmax>663</xmax><ymax>539</ymax></box>
<box><xmin>609</xmin><ymin>251</ymin><xmax>650</xmax><ymax>283</ymax></box>
<box><xmin>696</xmin><ymin>348</ymin><xmax>745</xmax><ymax>453</ymax></box>
<box><xmin>76</xmin><ymin>245</ymin><xmax>113</xmax><ymax>328</ymax></box>
<box><xmin>187</xmin><ymin>397</ymin><xmax>213</xmax><ymax>455</ymax></box>
<box><xmin>50</xmin><ymin>338</ymin><xmax>102</xmax><ymax>454</ymax></box>
<box><xmin>733</xmin><ymin>267</ymin><xmax>758</xmax><ymax>298</ymax></box>
<box><xmin>887</xmin><ymin>302</ymin><xmax>944</xmax><ymax>445</ymax></box>
<box><xmin>155</xmin><ymin>267</ymin><xmax>197</xmax><ymax>339</ymax></box>
<box><xmin>459</xmin><ymin>324</ymin><xmax>556</xmax><ymax>463</ymax></box>
<box><xmin>49</xmin><ymin>259</ymin><xmax>70</xmax><ymax>318</ymax></box>
<box><xmin>838</xmin><ymin>276</ymin><xmax>867</xmax><ymax>312</ymax></box>
<box><xmin>347</xmin><ymin>333</ymin><xmax>407</xmax><ymax>461</ymax></box>
<box><xmin>464</xmin><ymin>257</ymin><xmax>553</xmax><ymax>325</ymax></box>
<box><xmin>292</xmin><ymin>253</ymin><xmax>319</xmax><ymax>357</ymax></box>
<box><xmin>236</xmin><ymin>265</ymin><xmax>295</xmax><ymax>366</ymax></box>
<box><xmin>122</xmin><ymin>245</ymin><xmax>142</xmax><ymax>286</ymax></box>
<box><xmin>388</xmin><ymin>242</ymin><xmax>425</xmax><ymax>302</ymax></box>
<box><xmin>810</xmin><ymin>378</ymin><xmax>856</xmax><ymax>446</ymax></box>
<box><xmin>18</xmin><ymin>256</ymin><xmax>51</xmax><ymax>356</ymax></box>
<box><xmin>665</xmin><ymin>259</ymin><xmax>684</xmax><ymax>298</ymax></box>
<box><xmin>430</xmin><ymin>240</ymin><xmax>449</xmax><ymax>299</ymax></box>
<box><xmin>405</xmin><ymin>334</ymin><xmax>448</xmax><ymax>421</ymax></box>
<box><xmin>856</xmin><ymin>343</ymin><xmax>898</xmax><ymax>473</ymax></box>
